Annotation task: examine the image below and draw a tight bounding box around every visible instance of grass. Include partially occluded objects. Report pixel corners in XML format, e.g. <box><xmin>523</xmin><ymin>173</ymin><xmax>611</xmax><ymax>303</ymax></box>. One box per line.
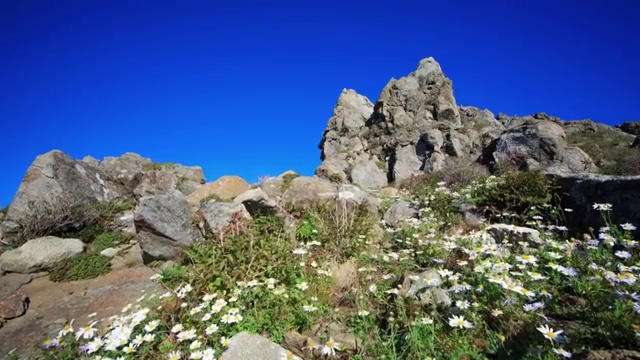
<box><xmin>24</xmin><ymin>170</ymin><xmax>640</xmax><ymax>360</ymax></box>
<box><xmin>48</xmin><ymin>253</ymin><xmax>112</xmax><ymax>282</ymax></box>
<box><xmin>567</xmin><ymin>130</ymin><xmax>640</xmax><ymax>175</ymax></box>
<box><xmin>91</xmin><ymin>231</ymin><xmax>135</xmax><ymax>253</ymax></box>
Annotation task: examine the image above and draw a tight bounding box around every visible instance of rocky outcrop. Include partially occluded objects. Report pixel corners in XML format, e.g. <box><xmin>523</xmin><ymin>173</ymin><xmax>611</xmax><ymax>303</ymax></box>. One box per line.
<box><xmin>316</xmin><ymin>57</ymin><xmax>601</xmax><ymax>187</ymax></box>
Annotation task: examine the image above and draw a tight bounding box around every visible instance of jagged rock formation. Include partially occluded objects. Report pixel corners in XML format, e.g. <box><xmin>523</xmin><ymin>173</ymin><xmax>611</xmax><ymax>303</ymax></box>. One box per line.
<box><xmin>316</xmin><ymin>57</ymin><xmax>614</xmax><ymax>187</ymax></box>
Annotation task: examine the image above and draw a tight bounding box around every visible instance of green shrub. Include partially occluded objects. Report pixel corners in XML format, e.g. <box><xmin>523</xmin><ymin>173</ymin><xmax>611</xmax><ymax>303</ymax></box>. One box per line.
<box><xmin>91</xmin><ymin>231</ymin><xmax>133</xmax><ymax>253</ymax></box>
<box><xmin>8</xmin><ymin>195</ymin><xmax>100</xmax><ymax>247</ymax></box>
<box><xmin>305</xmin><ymin>200</ymin><xmax>378</xmax><ymax>260</ymax></box>
<box><xmin>466</xmin><ymin>169</ymin><xmax>557</xmax><ymax>224</ymax></box>
<box><xmin>49</xmin><ymin>253</ymin><xmax>111</xmax><ymax>282</ymax></box>
<box><xmin>183</xmin><ymin>215</ymin><xmax>298</xmax><ymax>294</ymax></box>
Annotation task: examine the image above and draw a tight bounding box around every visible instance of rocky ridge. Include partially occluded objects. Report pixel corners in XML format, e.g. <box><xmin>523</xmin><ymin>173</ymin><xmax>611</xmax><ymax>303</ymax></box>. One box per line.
<box><xmin>316</xmin><ymin>57</ymin><xmax>635</xmax><ymax>188</ymax></box>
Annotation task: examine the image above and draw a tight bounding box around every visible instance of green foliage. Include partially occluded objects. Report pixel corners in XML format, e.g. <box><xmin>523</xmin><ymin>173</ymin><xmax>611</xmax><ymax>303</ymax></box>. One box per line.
<box><xmin>92</xmin><ymin>197</ymin><xmax>136</xmax><ymax>220</ymax></box>
<box><xmin>183</xmin><ymin>215</ymin><xmax>299</xmax><ymax>294</ymax></box>
<box><xmin>49</xmin><ymin>253</ymin><xmax>111</xmax><ymax>282</ymax></box>
<box><xmin>305</xmin><ymin>200</ymin><xmax>378</xmax><ymax>260</ymax></box>
<box><xmin>7</xmin><ymin>196</ymin><xmax>136</xmax><ymax>247</ymax></box>
<box><xmin>91</xmin><ymin>231</ymin><xmax>133</xmax><ymax>253</ymax></box>
<box><xmin>466</xmin><ymin>169</ymin><xmax>557</xmax><ymax>225</ymax></box>
<box><xmin>280</xmin><ymin>173</ymin><xmax>300</xmax><ymax>192</ymax></box>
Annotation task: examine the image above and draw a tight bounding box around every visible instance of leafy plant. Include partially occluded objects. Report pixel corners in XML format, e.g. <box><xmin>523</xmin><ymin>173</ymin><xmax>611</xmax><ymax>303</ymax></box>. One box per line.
<box><xmin>49</xmin><ymin>253</ymin><xmax>111</xmax><ymax>282</ymax></box>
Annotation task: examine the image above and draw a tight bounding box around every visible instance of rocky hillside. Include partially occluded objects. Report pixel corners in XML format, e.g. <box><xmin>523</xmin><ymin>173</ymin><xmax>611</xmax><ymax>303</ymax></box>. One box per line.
<box><xmin>0</xmin><ymin>57</ymin><xmax>639</xmax><ymax>360</ymax></box>
<box><xmin>316</xmin><ymin>57</ymin><xmax>639</xmax><ymax>188</ymax></box>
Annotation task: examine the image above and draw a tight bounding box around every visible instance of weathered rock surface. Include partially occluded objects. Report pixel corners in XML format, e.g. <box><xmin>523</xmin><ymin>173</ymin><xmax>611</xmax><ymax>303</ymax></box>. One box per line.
<box><xmin>134</xmin><ymin>190</ymin><xmax>204</xmax><ymax>263</ymax></box>
<box><xmin>282</xmin><ymin>176</ymin><xmax>340</xmax><ymax>207</ymax></box>
<box><xmin>0</xmin><ymin>267</ymin><xmax>160</xmax><ymax>358</ymax></box>
<box><xmin>486</xmin><ymin>224</ymin><xmax>542</xmax><ymax>246</ymax></box>
<box><xmin>200</xmin><ymin>200</ymin><xmax>252</xmax><ymax>237</ymax></box>
<box><xmin>480</xmin><ymin>118</ymin><xmax>597</xmax><ymax>173</ymax></box>
<box><xmin>0</xmin><ymin>151</ymin><xmax>125</xmax><ymax>241</ymax></box>
<box><xmin>383</xmin><ymin>200</ymin><xmax>419</xmax><ymax>228</ymax></box>
<box><xmin>220</xmin><ymin>332</ymin><xmax>295</xmax><ymax>360</ymax></box>
<box><xmin>400</xmin><ymin>269</ymin><xmax>451</xmax><ymax>308</ymax></box>
<box><xmin>316</xmin><ymin>57</ymin><xmax>611</xmax><ymax>188</ymax></box>
<box><xmin>350</xmin><ymin>160</ymin><xmax>388</xmax><ymax>189</ymax></box>
<box><xmin>259</xmin><ymin>170</ymin><xmax>299</xmax><ymax>199</ymax></box>
<box><xmin>0</xmin><ymin>236</ymin><xmax>85</xmax><ymax>274</ymax></box>
<box><xmin>234</xmin><ymin>188</ymin><xmax>287</xmax><ymax>218</ymax></box>
<box><xmin>1</xmin><ymin>151</ymin><xmax>207</xmax><ymax>244</ymax></box>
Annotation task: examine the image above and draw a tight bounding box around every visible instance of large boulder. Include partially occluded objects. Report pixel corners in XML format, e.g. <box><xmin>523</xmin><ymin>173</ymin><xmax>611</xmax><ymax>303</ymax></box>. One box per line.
<box><xmin>281</xmin><ymin>176</ymin><xmax>339</xmax><ymax>208</ymax></box>
<box><xmin>480</xmin><ymin>119</ymin><xmax>598</xmax><ymax>173</ymax></box>
<box><xmin>199</xmin><ymin>200</ymin><xmax>252</xmax><ymax>237</ymax></box>
<box><xmin>0</xmin><ymin>236</ymin><xmax>85</xmax><ymax>274</ymax></box>
<box><xmin>221</xmin><ymin>332</ymin><xmax>295</xmax><ymax>360</ymax></box>
<box><xmin>0</xmin><ymin>150</ymin><xmax>125</xmax><ymax>242</ymax></box>
<box><xmin>350</xmin><ymin>160</ymin><xmax>387</xmax><ymax>190</ymax></box>
<box><xmin>186</xmin><ymin>175</ymin><xmax>249</xmax><ymax>208</ymax></box>
<box><xmin>134</xmin><ymin>190</ymin><xmax>204</xmax><ymax>263</ymax></box>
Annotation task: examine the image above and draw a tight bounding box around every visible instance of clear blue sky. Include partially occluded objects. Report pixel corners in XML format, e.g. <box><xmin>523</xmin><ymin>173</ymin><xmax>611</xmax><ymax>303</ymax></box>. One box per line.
<box><xmin>1</xmin><ymin>0</ymin><xmax>638</xmax><ymax>207</ymax></box>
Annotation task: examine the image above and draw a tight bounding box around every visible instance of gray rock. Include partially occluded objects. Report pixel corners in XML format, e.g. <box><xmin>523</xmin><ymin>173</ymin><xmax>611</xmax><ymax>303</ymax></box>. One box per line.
<box><xmin>234</xmin><ymin>188</ymin><xmax>287</xmax><ymax>218</ymax></box>
<box><xmin>486</xmin><ymin>224</ymin><xmax>542</xmax><ymax>246</ymax></box>
<box><xmin>100</xmin><ymin>247</ymin><xmax>120</xmax><ymax>258</ymax></box>
<box><xmin>483</xmin><ymin>119</ymin><xmax>597</xmax><ymax>173</ymax></box>
<box><xmin>383</xmin><ymin>200</ymin><xmax>418</xmax><ymax>228</ymax></box>
<box><xmin>259</xmin><ymin>171</ymin><xmax>298</xmax><ymax>199</ymax></box>
<box><xmin>134</xmin><ymin>190</ymin><xmax>203</xmax><ymax>263</ymax></box>
<box><xmin>401</xmin><ymin>269</ymin><xmax>451</xmax><ymax>308</ymax></box>
<box><xmin>1</xmin><ymin>150</ymin><xmax>125</xmax><ymax>241</ymax></box>
<box><xmin>200</xmin><ymin>201</ymin><xmax>252</xmax><ymax>236</ymax></box>
<box><xmin>282</xmin><ymin>176</ymin><xmax>338</xmax><ymax>208</ymax></box>
<box><xmin>0</xmin><ymin>236</ymin><xmax>85</xmax><ymax>273</ymax></box>
<box><xmin>350</xmin><ymin>160</ymin><xmax>388</xmax><ymax>189</ymax></box>
<box><xmin>617</xmin><ymin>120</ymin><xmax>640</xmax><ymax>136</ymax></box>
<box><xmin>99</xmin><ymin>152</ymin><xmax>153</xmax><ymax>190</ymax></box>
<box><xmin>111</xmin><ymin>210</ymin><xmax>136</xmax><ymax>234</ymax></box>
<box><xmin>221</xmin><ymin>332</ymin><xmax>294</xmax><ymax>360</ymax></box>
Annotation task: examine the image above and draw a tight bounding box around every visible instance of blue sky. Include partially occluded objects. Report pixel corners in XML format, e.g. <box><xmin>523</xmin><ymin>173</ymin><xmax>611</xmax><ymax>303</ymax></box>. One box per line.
<box><xmin>1</xmin><ymin>0</ymin><xmax>638</xmax><ymax>207</ymax></box>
